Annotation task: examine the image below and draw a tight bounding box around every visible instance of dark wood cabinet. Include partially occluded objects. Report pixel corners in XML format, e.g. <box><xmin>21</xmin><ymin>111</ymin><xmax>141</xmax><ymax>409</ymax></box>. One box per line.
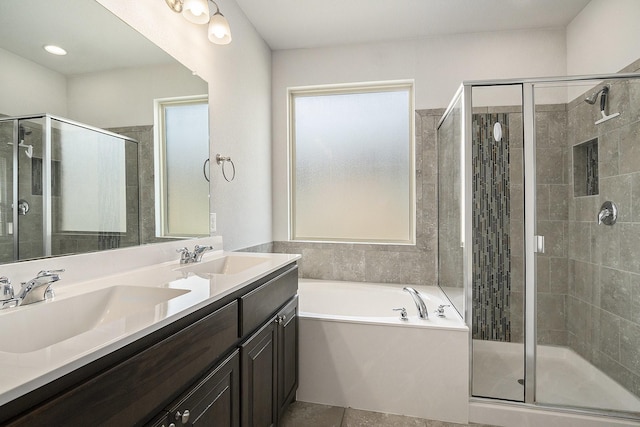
<box><xmin>241</xmin><ymin>296</ymin><xmax>298</xmax><ymax>427</ymax></box>
<box><xmin>167</xmin><ymin>350</ymin><xmax>240</xmax><ymax>427</ymax></box>
<box><xmin>277</xmin><ymin>296</ymin><xmax>298</xmax><ymax>417</ymax></box>
<box><xmin>3</xmin><ymin>263</ymin><xmax>298</xmax><ymax>427</ymax></box>
<box><xmin>241</xmin><ymin>320</ymin><xmax>277</xmax><ymax>427</ymax></box>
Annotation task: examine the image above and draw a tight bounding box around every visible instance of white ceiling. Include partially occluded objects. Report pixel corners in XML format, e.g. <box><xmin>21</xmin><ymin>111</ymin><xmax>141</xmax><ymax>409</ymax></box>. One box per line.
<box><xmin>0</xmin><ymin>0</ymin><xmax>174</xmax><ymax>76</ymax></box>
<box><xmin>0</xmin><ymin>1</ymin><xmax>593</xmax><ymax>76</ymax></box>
<box><xmin>234</xmin><ymin>0</ymin><xmax>592</xmax><ymax>50</ymax></box>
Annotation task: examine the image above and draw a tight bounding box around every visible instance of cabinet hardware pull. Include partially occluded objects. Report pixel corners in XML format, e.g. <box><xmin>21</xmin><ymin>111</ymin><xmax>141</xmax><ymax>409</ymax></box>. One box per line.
<box><xmin>175</xmin><ymin>410</ymin><xmax>190</xmax><ymax>423</ymax></box>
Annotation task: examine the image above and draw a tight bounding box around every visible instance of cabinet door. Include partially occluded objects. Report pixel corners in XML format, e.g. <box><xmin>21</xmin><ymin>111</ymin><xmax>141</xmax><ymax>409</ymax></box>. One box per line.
<box><xmin>277</xmin><ymin>296</ymin><xmax>298</xmax><ymax>418</ymax></box>
<box><xmin>168</xmin><ymin>350</ymin><xmax>240</xmax><ymax>427</ymax></box>
<box><xmin>241</xmin><ymin>320</ymin><xmax>277</xmax><ymax>427</ymax></box>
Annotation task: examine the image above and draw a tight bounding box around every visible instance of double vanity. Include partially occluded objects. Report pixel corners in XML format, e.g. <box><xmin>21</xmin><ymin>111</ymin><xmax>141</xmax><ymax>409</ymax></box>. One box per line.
<box><xmin>0</xmin><ymin>237</ymin><xmax>300</xmax><ymax>426</ymax></box>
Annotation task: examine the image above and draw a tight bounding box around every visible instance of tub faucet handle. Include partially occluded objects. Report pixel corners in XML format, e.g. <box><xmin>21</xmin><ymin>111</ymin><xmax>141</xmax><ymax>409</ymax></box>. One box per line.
<box><xmin>435</xmin><ymin>304</ymin><xmax>451</xmax><ymax>318</ymax></box>
<box><xmin>393</xmin><ymin>307</ymin><xmax>408</xmax><ymax>320</ymax></box>
<box><xmin>0</xmin><ymin>276</ymin><xmax>14</xmax><ymax>301</ymax></box>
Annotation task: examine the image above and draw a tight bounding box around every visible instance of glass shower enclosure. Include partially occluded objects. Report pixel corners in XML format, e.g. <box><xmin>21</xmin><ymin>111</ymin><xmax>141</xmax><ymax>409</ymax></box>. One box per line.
<box><xmin>0</xmin><ymin>114</ymin><xmax>139</xmax><ymax>263</ymax></box>
<box><xmin>437</xmin><ymin>72</ymin><xmax>640</xmax><ymax>419</ymax></box>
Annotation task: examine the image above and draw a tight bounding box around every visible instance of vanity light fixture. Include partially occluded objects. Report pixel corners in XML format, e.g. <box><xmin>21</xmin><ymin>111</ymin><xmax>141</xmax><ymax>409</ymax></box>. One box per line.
<box><xmin>43</xmin><ymin>45</ymin><xmax>67</xmax><ymax>56</ymax></box>
<box><xmin>165</xmin><ymin>0</ymin><xmax>232</xmax><ymax>45</ymax></box>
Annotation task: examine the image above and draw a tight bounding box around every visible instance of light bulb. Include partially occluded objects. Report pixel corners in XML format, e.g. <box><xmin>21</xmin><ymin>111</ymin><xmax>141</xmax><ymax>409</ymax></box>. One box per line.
<box><xmin>208</xmin><ymin>13</ymin><xmax>232</xmax><ymax>44</ymax></box>
<box><xmin>182</xmin><ymin>0</ymin><xmax>210</xmax><ymax>24</ymax></box>
<box><xmin>190</xmin><ymin>4</ymin><xmax>205</xmax><ymax>16</ymax></box>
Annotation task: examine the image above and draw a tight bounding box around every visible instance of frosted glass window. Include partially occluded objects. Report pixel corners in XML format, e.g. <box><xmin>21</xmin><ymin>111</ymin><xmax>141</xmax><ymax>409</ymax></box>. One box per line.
<box><xmin>158</xmin><ymin>98</ymin><xmax>209</xmax><ymax>237</ymax></box>
<box><xmin>291</xmin><ymin>84</ymin><xmax>414</xmax><ymax>243</ymax></box>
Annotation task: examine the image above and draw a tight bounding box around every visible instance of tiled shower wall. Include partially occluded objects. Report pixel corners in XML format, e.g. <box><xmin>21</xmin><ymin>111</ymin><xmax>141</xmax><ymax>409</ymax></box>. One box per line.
<box><xmin>564</xmin><ymin>61</ymin><xmax>640</xmax><ymax>397</ymax></box>
<box><xmin>472</xmin><ymin>113</ymin><xmax>512</xmax><ymax>341</ymax></box>
<box><xmin>271</xmin><ymin>109</ymin><xmax>443</xmax><ymax>286</ymax></box>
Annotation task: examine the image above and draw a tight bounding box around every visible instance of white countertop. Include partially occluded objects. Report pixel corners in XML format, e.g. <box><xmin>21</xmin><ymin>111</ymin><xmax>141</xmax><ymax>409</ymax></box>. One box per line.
<box><xmin>0</xmin><ymin>249</ymin><xmax>300</xmax><ymax>407</ymax></box>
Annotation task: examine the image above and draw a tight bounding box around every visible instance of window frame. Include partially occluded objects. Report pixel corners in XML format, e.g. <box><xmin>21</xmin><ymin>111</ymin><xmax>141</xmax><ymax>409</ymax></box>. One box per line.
<box><xmin>154</xmin><ymin>95</ymin><xmax>209</xmax><ymax>238</ymax></box>
<box><xmin>287</xmin><ymin>81</ymin><xmax>416</xmax><ymax>244</ymax></box>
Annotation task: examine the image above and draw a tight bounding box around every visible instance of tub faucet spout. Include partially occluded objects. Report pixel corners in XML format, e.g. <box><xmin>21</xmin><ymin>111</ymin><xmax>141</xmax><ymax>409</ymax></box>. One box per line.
<box><xmin>403</xmin><ymin>287</ymin><xmax>428</xmax><ymax>319</ymax></box>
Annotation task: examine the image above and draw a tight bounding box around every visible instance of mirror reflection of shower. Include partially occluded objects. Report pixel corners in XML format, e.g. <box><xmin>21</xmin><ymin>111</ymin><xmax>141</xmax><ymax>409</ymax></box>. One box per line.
<box><xmin>584</xmin><ymin>84</ymin><xmax>620</xmax><ymax>124</ymax></box>
<box><xmin>0</xmin><ymin>114</ymin><xmax>140</xmax><ymax>262</ymax></box>
<box><xmin>6</xmin><ymin>125</ymin><xmax>34</xmax><ymax>158</ymax></box>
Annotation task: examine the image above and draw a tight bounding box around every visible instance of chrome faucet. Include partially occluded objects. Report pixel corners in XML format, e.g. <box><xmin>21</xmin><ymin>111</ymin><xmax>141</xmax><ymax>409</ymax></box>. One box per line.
<box><xmin>177</xmin><ymin>245</ymin><xmax>214</xmax><ymax>264</ymax></box>
<box><xmin>193</xmin><ymin>245</ymin><xmax>214</xmax><ymax>262</ymax></box>
<box><xmin>17</xmin><ymin>270</ymin><xmax>64</xmax><ymax>305</ymax></box>
<box><xmin>403</xmin><ymin>287</ymin><xmax>428</xmax><ymax>319</ymax></box>
<box><xmin>0</xmin><ymin>269</ymin><xmax>64</xmax><ymax>309</ymax></box>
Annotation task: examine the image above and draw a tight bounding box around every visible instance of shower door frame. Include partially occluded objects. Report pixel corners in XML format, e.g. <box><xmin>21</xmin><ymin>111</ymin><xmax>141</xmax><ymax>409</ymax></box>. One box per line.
<box><xmin>453</xmin><ymin>72</ymin><xmax>640</xmax><ymax>417</ymax></box>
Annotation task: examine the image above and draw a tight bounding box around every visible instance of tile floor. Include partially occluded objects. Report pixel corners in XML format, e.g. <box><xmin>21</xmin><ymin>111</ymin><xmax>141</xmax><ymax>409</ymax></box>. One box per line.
<box><xmin>280</xmin><ymin>401</ymin><xmax>497</xmax><ymax>427</ymax></box>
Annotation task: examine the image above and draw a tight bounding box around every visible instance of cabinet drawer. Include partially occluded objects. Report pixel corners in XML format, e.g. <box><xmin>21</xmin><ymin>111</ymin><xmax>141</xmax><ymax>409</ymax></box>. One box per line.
<box><xmin>240</xmin><ymin>266</ymin><xmax>297</xmax><ymax>337</ymax></box>
<box><xmin>9</xmin><ymin>301</ymin><xmax>238</xmax><ymax>427</ymax></box>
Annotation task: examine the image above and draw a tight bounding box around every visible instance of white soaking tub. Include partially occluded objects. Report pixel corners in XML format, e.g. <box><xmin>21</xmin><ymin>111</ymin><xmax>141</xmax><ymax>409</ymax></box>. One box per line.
<box><xmin>296</xmin><ymin>279</ymin><xmax>469</xmax><ymax>424</ymax></box>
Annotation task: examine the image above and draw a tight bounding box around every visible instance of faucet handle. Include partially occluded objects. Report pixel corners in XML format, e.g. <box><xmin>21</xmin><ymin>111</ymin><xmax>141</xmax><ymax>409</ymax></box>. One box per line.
<box><xmin>434</xmin><ymin>304</ymin><xmax>451</xmax><ymax>318</ymax></box>
<box><xmin>37</xmin><ymin>269</ymin><xmax>65</xmax><ymax>278</ymax></box>
<box><xmin>0</xmin><ymin>276</ymin><xmax>14</xmax><ymax>301</ymax></box>
<box><xmin>177</xmin><ymin>247</ymin><xmax>193</xmax><ymax>264</ymax></box>
<box><xmin>393</xmin><ymin>307</ymin><xmax>408</xmax><ymax>320</ymax></box>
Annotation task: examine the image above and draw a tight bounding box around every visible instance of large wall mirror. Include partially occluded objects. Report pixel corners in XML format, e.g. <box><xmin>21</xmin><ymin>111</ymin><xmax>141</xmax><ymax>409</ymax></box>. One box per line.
<box><xmin>0</xmin><ymin>0</ymin><xmax>210</xmax><ymax>264</ymax></box>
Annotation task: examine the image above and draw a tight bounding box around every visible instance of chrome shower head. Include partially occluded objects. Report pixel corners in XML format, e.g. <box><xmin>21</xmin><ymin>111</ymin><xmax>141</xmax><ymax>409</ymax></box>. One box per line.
<box><xmin>584</xmin><ymin>85</ymin><xmax>609</xmax><ymax>104</ymax></box>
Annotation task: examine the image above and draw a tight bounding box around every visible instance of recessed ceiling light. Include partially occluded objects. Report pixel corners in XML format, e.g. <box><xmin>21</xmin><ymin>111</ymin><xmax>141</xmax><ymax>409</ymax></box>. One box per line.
<box><xmin>43</xmin><ymin>45</ymin><xmax>67</xmax><ymax>56</ymax></box>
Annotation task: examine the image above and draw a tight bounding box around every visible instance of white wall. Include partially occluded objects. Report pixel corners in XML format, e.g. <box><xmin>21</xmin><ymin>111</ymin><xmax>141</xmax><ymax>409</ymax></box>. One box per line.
<box><xmin>567</xmin><ymin>0</ymin><xmax>640</xmax><ymax>75</ymax></box>
<box><xmin>271</xmin><ymin>28</ymin><xmax>567</xmax><ymax>240</ymax></box>
<box><xmin>98</xmin><ymin>0</ymin><xmax>273</xmax><ymax>251</ymax></box>
<box><xmin>0</xmin><ymin>48</ymin><xmax>67</xmax><ymax>117</ymax></box>
<box><xmin>67</xmin><ymin>62</ymin><xmax>206</xmax><ymax>129</ymax></box>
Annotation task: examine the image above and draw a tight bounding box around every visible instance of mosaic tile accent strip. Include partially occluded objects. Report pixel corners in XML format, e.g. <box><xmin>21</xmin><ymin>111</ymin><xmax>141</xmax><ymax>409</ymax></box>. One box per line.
<box><xmin>585</xmin><ymin>139</ymin><xmax>599</xmax><ymax>195</ymax></box>
<box><xmin>472</xmin><ymin>113</ymin><xmax>511</xmax><ymax>341</ymax></box>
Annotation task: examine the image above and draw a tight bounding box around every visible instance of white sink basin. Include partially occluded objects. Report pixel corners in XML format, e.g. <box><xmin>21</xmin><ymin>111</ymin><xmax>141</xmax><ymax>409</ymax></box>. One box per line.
<box><xmin>0</xmin><ymin>286</ymin><xmax>189</xmax><ymax>353</ymax></box>
<box><xmin>178</xmin><ymin>255</ymin><xmax>269</xmax><ymax>278</ymax></box>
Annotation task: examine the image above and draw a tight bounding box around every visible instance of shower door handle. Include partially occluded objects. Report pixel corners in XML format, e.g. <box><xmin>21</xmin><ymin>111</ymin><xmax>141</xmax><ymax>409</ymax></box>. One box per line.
<box><xmin>534</xmin><ymin>235</ymin><xmax>545</xmax><ymax>254</ymax></box>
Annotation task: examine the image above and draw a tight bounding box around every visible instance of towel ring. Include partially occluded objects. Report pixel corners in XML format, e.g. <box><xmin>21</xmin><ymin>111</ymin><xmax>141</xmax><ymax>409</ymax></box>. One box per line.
<box><xmin>203</xmin><ymin>158</ymin><xmax>210</xmax><ymax>182</ymax></box>
<box><xmin>215</xmin><ymin>154</ymin><xmax>236</xmax><ymax>182</ymax></box>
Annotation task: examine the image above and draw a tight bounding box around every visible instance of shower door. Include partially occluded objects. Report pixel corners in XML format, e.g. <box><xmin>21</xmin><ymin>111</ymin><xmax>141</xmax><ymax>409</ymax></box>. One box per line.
<box><xmin>455</xmin><ymin>73</ymin><xmax>640</xmax><ymax>420</ymax></box>
<box><xmin>0</xmin><ymin>120</ymin><xmax>15</xmax><ymax>262</ymax></box>
<box><xmin>16</xmin><ymin>117</ymin><xmax>46</xmax><ymax>261</ymax></box>
<box><xmin>532</xmin><ymin>77</ymin><xmax>640</xmax><ymax>415</ymax></box>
